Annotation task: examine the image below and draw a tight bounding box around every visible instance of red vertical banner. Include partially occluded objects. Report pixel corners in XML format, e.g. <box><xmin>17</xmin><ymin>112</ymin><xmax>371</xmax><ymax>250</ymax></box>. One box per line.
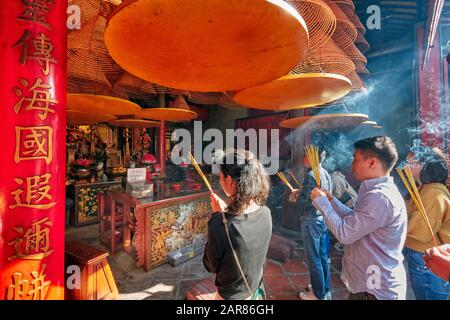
<box><xmin>417</xmin><ymin>26</ymin><xmax>444</xmax><ymax>148</ymax></box>
<box><xmin>0</xmin><ymin>0</ymin><xmax>66</xmax><ymax>300</ymax></box>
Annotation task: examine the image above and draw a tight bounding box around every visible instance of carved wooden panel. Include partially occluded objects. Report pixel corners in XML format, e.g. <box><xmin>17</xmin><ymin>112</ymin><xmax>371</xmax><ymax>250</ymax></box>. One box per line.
<box><xmin>144</xmin><ymin>197</ymin><xmax>212</xmax><ymax>270</ymax></box>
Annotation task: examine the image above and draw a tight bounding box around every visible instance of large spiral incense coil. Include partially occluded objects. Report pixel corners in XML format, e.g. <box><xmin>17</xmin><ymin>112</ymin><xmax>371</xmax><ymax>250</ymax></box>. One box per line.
<box><xmin>347</xmin><ymin>71</ymin><xmax>367</xmax><ymax>94</ymax></box>
<box><xmin>286</xmin><ymin>0</ymin><xmax>336</xmax><ymax>52</ymax></box>
<box><xmin>68</xmin><ymin>16</ymin><xmax>122</xmax><ymax>76</ymax></box>
<box><xmin>67</xmin><ymin>52</ymin><xmax>112</xmax><ymax>94</ymax></box>
<box><xmin>104</xmin><ymin>0</ymin><xmax>310</xmax><ymax>92</ymax></box>
<box><xmin>112</xmin><ymin>72</ymin><xmax>157</xmax><ymax>99</ymax></box>
<box><xmin>358</xmin><ymin>66</ymin><xmax>371</xmax><ymax>75</ymax></box>
<box><xmin>68</xmin><ymin>0</ymin><xmax>116</xmax><ymax>29</ymax></box>
<box><xmin>292</xmin><ymin>38</ymin><xmax>355</xmax><ymax>76</ymax></box>
<box><xmin>355</xmin><ymin>32</ymin><xmax>370</xmax><ymax>53</ymax></box>
<box><xmin>233</xmin><ymin>73</ymin><xmax>352</xmax><ymax>110</ymax></box>
<box><xmin>187</xmin><ymin>92</ymin><xmax>227</xmax><ymax>105</ymax></box>
<box><xmin>350</xmin><ymin>13</ymin><xmax>366</xmax><ymax>35</ymax></box>
<box><xmin>326</xmin><ymin>0</ymin><xmax>355</xmax><ymax>18</ymax></box>
<box><xmin>342</xmin><ymin>39</ymin><xmax>367</xmax><ymax>74</ymax></box>
<box><xmin>327</xmin><ymin>2</ymin><xmax>357</xmax><ymax>50</ymax></box>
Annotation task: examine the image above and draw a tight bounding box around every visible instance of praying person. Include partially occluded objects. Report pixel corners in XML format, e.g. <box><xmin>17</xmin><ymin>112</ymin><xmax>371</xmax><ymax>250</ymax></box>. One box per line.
<box><xmin>291</xmin><ymin>147</ymin><xmax>334</xmax><ymax>300</ymax></box>
<box><xmin>310</xmin><ymin>136</ymin><xmax>407</xmax><ymax>300</ymax></box>
<box><xmin>403</xmin><ymin>147</ymin><xmax>450</xmax><ymax>300</ymax></box>
<box><xmin>203</xmin><ymin>149</ymin><xmax>272</xmax><ymax>300</ymax></box>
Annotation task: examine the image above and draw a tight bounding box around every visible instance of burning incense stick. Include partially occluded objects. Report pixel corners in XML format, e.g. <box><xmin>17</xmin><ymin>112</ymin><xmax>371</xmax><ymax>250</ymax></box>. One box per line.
<box><xmin>305</xmin><ymin>145</ymin><xmax>321</xmax><ymax>188</ymax></box>
<box><xmin>276</xmin><ymin>172</ymin><xmax>295</xmax><ymax>192</ymax></box>
<box><xmin>396</xmin><ymin>166</ymin><xmax>438</xmax><ymax>246</ymax></box>
<box><xmin>189</xmin><ymin>152</ymin><xmax>213</xmax><ymax>193</ymax></box>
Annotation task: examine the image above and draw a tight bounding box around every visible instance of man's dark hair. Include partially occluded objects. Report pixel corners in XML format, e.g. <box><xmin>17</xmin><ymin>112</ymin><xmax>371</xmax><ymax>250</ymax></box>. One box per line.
<box><xmin>353</xmin><ymin>136</ymin><xmax>398</xmax><ymax>171</ymax></box>
<box><xmin>419</xmin><ymin>148</ymin><xmax>448</xmax><ymax>185</ymax></box>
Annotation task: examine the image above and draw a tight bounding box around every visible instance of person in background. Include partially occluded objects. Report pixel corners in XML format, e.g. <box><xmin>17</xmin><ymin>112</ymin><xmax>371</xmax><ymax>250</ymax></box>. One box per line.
<box><xmin>310</xmin><ymin>136</ymin><xmax>408</xmax><ymax>300</ymax></box>
<box><xmin>331</xmin><ymin>167</ymin><xmax>358</xmax><ymax>208</ymax></box>
<box><xmin>204</xmin><ymin>149</ymin><xmax>272</xmax><ymax>300</ymax></box>
<box><xmin>424</xmin><ymin>244</ymin><xmax>450</xmax><ymax>282</ymax></box>
<box><xmin>291</xmin><ymin>147</ymin><xmax>334</xmax><ymax>300</ymax></box>
<box><xmin>403</xmin><ymin>147</ymin><xmax>450</xmax><ymax>300</ymax></box>
<box><xmin>330</xmin><ymin>167</ymin><xmax>358</xmax><ymax>253</ymax></box>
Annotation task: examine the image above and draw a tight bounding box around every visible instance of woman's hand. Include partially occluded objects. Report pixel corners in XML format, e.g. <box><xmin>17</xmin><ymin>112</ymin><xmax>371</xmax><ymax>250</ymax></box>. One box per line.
<box><xmin>210</xmin><ymin>193</ymin><xmax>227</xmax><ymax>213</ymax></box>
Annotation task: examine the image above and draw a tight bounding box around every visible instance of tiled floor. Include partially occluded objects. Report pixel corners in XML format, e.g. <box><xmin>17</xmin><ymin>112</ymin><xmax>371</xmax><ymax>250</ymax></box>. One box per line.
<box><xmin>66</xmin><ymin>223</ymin><xmax>416</xmax><ymax>300</ymax></box>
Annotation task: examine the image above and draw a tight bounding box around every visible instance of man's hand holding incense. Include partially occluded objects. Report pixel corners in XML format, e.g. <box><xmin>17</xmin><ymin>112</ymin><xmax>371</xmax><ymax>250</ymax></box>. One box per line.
<box><xmin>289</xmin><ymin>189</ymin><xmax>301</xmax><ymax>203</ymax></box>
<box><xmin>310</xmin><ymin>188</ymin><xmax>327</xmax><ymax>201</ymax></box>
<box><xmin>210</xmin><ymin>193</ymin><xmax>227</xmax><ymax>213</ymax></box>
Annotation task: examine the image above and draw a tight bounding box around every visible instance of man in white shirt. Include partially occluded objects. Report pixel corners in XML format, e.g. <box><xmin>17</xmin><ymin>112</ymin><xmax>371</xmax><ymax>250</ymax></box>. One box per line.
<box><xmin>310</xmin><ymin>136</ymin><xmax>408</xmax><ymax>300</ymax></box>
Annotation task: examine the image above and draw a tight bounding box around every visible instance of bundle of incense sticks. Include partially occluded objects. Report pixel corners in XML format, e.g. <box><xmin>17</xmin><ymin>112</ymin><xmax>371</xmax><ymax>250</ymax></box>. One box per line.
<box><xmin>396</xmin><ymin>166</ymin><xmax>438</xmax><ymax>246</ymax></box>
<box><xmin>276</xmin><ymin>172</ymin><xmax>295</xmax><ymax>192</ymax></box>
<box><xmin>189</xmin><ymin>152</ymin><xmax>213</xmax><ymax>193</ymax></box>
<box><xmin>288</xmin><ymin>169</ymin><xmax>301</xmax><ymax>188</ymax></box>
<box><xmin>305</xmin><ymin>145</ymin><xmax>321</xmax><ymax>188</ymax></box>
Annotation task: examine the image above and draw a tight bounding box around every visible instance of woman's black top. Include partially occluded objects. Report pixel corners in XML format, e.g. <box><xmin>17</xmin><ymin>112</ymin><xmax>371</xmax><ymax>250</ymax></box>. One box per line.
<box><xmin>203</xmin><ymin>206</ymin><xmax>272</xmax><ymax>300</ymax></box>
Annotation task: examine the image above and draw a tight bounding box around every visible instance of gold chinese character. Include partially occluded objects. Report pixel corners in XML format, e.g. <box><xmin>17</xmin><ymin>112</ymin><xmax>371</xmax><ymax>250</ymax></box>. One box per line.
<box><xmin>17</xmin><ymin>0</ymin><xmax>55</xmax><ymax>29</ymax></box>
<box><xmin>7</xmin><ymin>264</ymin><xmax>51</xmax><ymax>300</ymax></box>
<box><xmin>7</xmin><ymin>273</ymin><xmax>30</xmax><ymax>300</ymax></box>
<box><xmin>13</xmin><ymin>78</ymin><xmax>57</xmax><ymax>120</ymax></box>
<box><xmin>8</xmin><ymin>217</ymin><xmax>53</xmax><ymax>261</ymax></box>
<box><xmin>29</xmin><ymin>264</ymin><xmax>52</xmax><ymax>300</ymax></box>
<box><xmin>10</xmin><ymin>173</ymin><xmax>56</xmax><ymax>210</ymax></box>
<box><xmin>12</xmin><ymin>31</ymin><xmax>57</xmax><ymax>75</ymax></box>
<box><xmin>15</xmin><ymin>126</ymin><xmax>53</xmax><ymax>164</ymax></box>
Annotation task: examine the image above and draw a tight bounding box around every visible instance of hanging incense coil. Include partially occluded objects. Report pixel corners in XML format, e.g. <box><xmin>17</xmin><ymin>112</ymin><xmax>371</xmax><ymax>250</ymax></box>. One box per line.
<box><xmin>137</xmin><ymin>108</ymin><xmax>198</xmax><ymax>122</ymax></box>
<box><xmin>347</xmin><ymin>72</ymin><xmax>367</xmax><ymax>94</ymax></box>
<box><xmin>361</xmin><ymin>120</ymin><xmax>377</xmax><ymax>127</ymax></box>
<box><xmin>218</xmin><ymin>93</ymin><xmax>248</xmax><ymax>110</ymax></box>
<box><xmin>359</xmin><ymin>66</ymin><xmax>371</xmax><ymax>75</ymax></box>
<box><xmin>286</xmin><ymin>0</ymin><xmax>336</xmax><ymax>52</ymax></box>
<box><xmin>67</xmin><ymin>51</ymin><xmax>112</xmax><ymax>94</ymax></box>
<box><xmin>355</xmin><ymin>32</ymin><xmax>370</xmax><ymax>53</ymax></box>
<box><xmin>151</xmin><ymin>84</ymin><xmax>191</xmax><ymax>97</ymax></box>
<box><xmin>68</xmin><ymin>0</ymin><xmax>116</xmax><ymax>29</ymax></box>
<box><xmin>68</xmin><ymin>16</ymin><xmax>122</xmax><ymax>76</ymax></box>
<box><xmin>350</xmin><ymin>14</ymin><xmax>366</xmax><ymax>35</ymax></box>
<box><xmin>187</xmin><ymin>92</ymin><xmax>226</xmax><ymax>105</ymax></box>
<box><xmin>280</xmin><ymin>113</ymin><xmax>369</xmax><ymax>130</ymax></box>
<box><xmin>112</xmin><ymin>72</ymin><xmax>157</xmax><ymax>99</ymax></box>
<box><xmin>68</xmin><ymin>16</ymin><xmax>109</xmax><ymax>53</ymax></box>
<box><xmin>108</xmin><ymin>87</ymin><xmax>129</xmax><ymax>99</ymax></box>
<box><xmin>67</xmin><ymin>110</ymin><xmax>116</xmax><ymax>126</ymax></box>
<box><xmin>109</xmin><ymin>119</ymin><xmax>161</xmax><ymax>128</ymax></box>
<box><xmin>67</xmin><ymin>94</ymin><xmax>142</xmax><ymax>116</ymax></box>
<box><xmin>136</xmin><ymin>95</ymin><xmax>198</xmax><ymax>122</ymax></box>
<box><xmin>233</xmin><ymin>73</ymin><xmax>351</xmax><ymax>110</ymax></box>
<box><xmin>105</xmin><ymin>0</ymin><xmax>310</xmax><ymax>92</ymax></box>
<box><xmin>293</xmin><ymin>38</ymin><xmax>355</xmax><ymax>76</ymax></box>
<box><xmin>326</xmin><ymin>0</ymin><xmax>355</xmax><ymax>18</ymax></box>
<box><xmin>342</xmin><ymin>40</ymin><xmax>367</xmax><ymax>73</ymax></box>
<box><xmin>327</xmin><ymin>2</ymin><xmax>357</xmax><ymax>50</ymax></box>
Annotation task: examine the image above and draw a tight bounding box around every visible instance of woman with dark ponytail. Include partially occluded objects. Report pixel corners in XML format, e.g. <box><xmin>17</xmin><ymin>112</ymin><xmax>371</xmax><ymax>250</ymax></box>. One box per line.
<box><xmin>203</xmin><ymin>149</ymin><xmax>272</xmax><ymax>300</ymax></box>
<box><xmin>403</xmin><ymin>147</ymin><xmax>450</xmax><ymax>300</ymax></box>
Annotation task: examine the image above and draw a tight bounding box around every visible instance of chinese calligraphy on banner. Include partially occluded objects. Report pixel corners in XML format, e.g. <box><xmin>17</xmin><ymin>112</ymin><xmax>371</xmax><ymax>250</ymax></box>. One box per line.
<box><xmin>0</xmin><ymin>0</ymin><xmax>66</xmax><ymax>300</ymax></box>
